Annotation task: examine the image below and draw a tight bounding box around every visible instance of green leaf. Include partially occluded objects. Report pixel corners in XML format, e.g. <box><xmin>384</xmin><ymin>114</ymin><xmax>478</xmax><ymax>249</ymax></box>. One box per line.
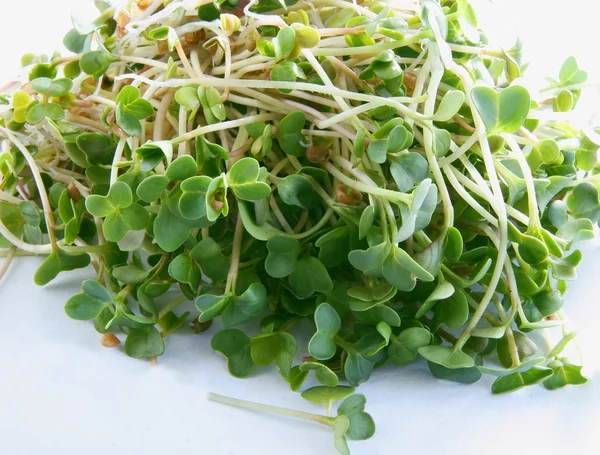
<box><xmin>153</xmin><ymin>203</ymin><xmax>192</xmax><ymax>252</ymax></box>
<box><xmin>250</xmin><ymin>331</ymin><xmax>297</xmax><ymax>377</ymax></box>
<box><xmin>471</xmin><ymin>85</ymin><xmax>531</xmax><ymax>134</ymax></box>
<box><xmin>348</xmin><ymin>242</ymin><xmax>390</xmax><ymax>277</ymax></box>
<box><xmin>179</xmin><ymin>175</ymin><xmax>211</xmax><ymax>219</ymax></box>
<box><xmin>221</xmin><ymin>283</ymin><xmax>268</xmax><ymax>328</ymax></box>
<box><xmin>34</xmin><ymin>249</ymin><xmax>91</xmax><ymax>286</ymax></box>
<box><xmin>288</xmin><ymin>256</ymin><xmax>333</xmax><ymax>298</ymax></box>
<box><xmin>334</xmin><ymin>416</ymin><xmax>351</xmax><ymax>455</ymax></box>
<box><xmin>479</xmin><ymin>357</ymin><xmax>546</xmax><ymax>377</ymax></box>
<box><xmin>190</xmin><ymin>237</ymin><xmax>229</xmax><ymax>282</ymax></box>
<box><xmin>336</xmin><ymin>394</ymin><xmax>376</xmax><ymax>441</ymax></box>
<box><xmin>444</xmin><ymin>226</ymin><xmax>463</xmax><ymax>262</ymax></box>
<box><xmin>567</xmin><ymin>182</ymin><xmax>600</xmax><ymax>221</ymax></box>
<box><xmin>136</xmin><ymin>141</ymin><xmax>173</xmax><ymax>171</ymax></box>
<box><xmin>175</xmin><ymin>86</ymin><xmax>200</xmax><ymax>110</ymax></box>
<box><xmin>299</xmin><ymin>362</ymin><xmax>340</xmax><ymax>387</ymax></box>
<box><xmin>228</xmin><ymin>157</ymin><xmax>271</xmax><ymax>201</ymax></box>
<box><xmin>276</xmin><ymin>174</ymin><xmax>320</xmax><ymax>208</ymax></box>
<box><xmin>308</xmin><ymin>303</ymin><xmax>341</xmax><ymax>360</ymax></box>
<box><xmin>116</xmin><ymin>104</ymin><xmax>142</xmax><ymax>136</ymax></box>
<box><xmin>136</xmin><ymin>175</ymin><xmax>169</xmax><ymax>202</ymax></box>
<box><xmin>265</xmin><ymin>236</ymin><xmax>302</xmax><ymax>278</ymax></box>
<box><xmin>543</xmin><ymin>364</ymin><xmax>587</xmax><ymax>390</ymax></box>
<box><xmin>285</xmin><ymin>365</ymin><xmax>309</xmax><ymax>391</ymax></box>
<box><xmin>418</xmin><ymin>345</ymin><xmax>475</xmax><ymax>369</ymax></box>
<box><xmin>76</xmin><ymin>132</ymin><xmax>115</xmax><ymax>165</ymax></box>
<box><xmin>275</xmin><ymin>111</ymin><xmax>306</xmax><ymax>156</ymax></box>
<box><xmin>65</xmin><ymin>280</ymin><xmax>112</xmax><ymax>320</ymax></box>
<box><xmin>428</xmin><ymin>362</ymin><xmax>482</xmax><ymax>384</ymax></box>
<box><xmin>301</xmin><ymin>386</ymin><xmax>354</xmax><ymax>406</ymax></box>
<box><xmin>273</xmin><ymin>26</ymin><xmax>296</xmax><ymax>60</ymax></box>
<box><xmin>433</xmin><ymin>289</ymin><xmax>469</xmax><ymax>329</ymax></box>
<box><xmin>558</xmin><ymin>56</ymin><xmax>587</xmax><ymax>86</ymax></box>
<box><xmin>315</xmin><ymin>226</ymin><xmax>351</xmax><ymax>268</ymax></box>
<box><xmin>271</xmin><ymin>61</ymin><xmax>306</xmax><ymax>91</ymax></box>
<box><xmin>383</xmin><ymin>245</ymin><xmax>434</xmax><ymax>292</ymax></box>
<box><xmin>30</xmin><ymin>77</ymin><xmax>52</xmax><ymax>95</ymax></box>
<box><xmin>63</xmin><ymin>28</ymin><xmax>92</xmax><ymax>53</ymax></box>
<box><xmin>359</xmin><ymin>206</ymin><xmax>375</xmax><ymax>240</ymax></box>
<box><xmin>48</xmin><ymin>78</ymin><xmax>74</xmax><ymax>97</ymax></box>
<box><xmin>205</xmin><ymin>174</ymin><xmax>229</xmax><ymax>221</ymax></box>
<box><xmin>389</xmin><ymin>327</ymin><xmax>431</xmax><ymax>366</ymax></box>
<box><xmin>124</xmin><ymin>327</ymin><xmax>165</xmax><ymax>359</ymax></box>
<box><xmin>366</xmin><ymin>139</ymin><xmax>387</xmax><ymax>164</ymax></box>
<box><xmin>196</xmin><ymin>293</ymin><xmax>231</xmax><ymax>322</ymax></box>
<box><xmin>432</xmin><ymin>90</ymin><xmax>464</xmax><ymax>121</ymax></box>
<box><xmin>491</xmin><ymin>367</ymin><xmax>554</xmax><ymax>394</ymax></box>
<box><xmin>415</xmin><ymin>280</ymin><xmax>455</xmax><ymax>319</ymax></box>
<box><xmin>211</xmin><ymin>329</ymin><xmax>255</xmax><ymax>378</ymax></box>
<box><xmin>112</xmin><ymin>263</ymin><xmax>149</xmax><ymax>285</ymax></box>
<box><xmin>25</xmin><ymin>103</ymin><xmax>46</xmax><ymax>124</ymax></box>
<box><xmin>80</xmin><ymin>51</ymin><xmax>112</xmax><ymax>78</ymax></box>
<box><xmin>389</xmin><ymin>153</ymin><xmax>429</xmax><ymax>193</ymax></box>
<box><xmin>395</xmin><ymin>179</ymin><xmax>437</xmax><ymax>243</ymax></box>
<box><xmin>168</xmin><ymin>253</ymin><xmax>201</xmax><ymax>287</ymax></box>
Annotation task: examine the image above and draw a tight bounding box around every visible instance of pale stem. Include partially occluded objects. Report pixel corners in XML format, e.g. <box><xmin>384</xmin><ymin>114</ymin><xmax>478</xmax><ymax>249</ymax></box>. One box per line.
<box><xmin>0</xmin><ymin>247</ymin><xmax>16</xmax><ymax>281</ymax></box>
<box><xmin>158</xmin><ymin>295</ymin><xmax>188</xmax><ymax>320</ymax></box>
<box><xmin>429</xmin><ymin>21</ymin><xmax>508</xmax><ymax>352</ymax></box>
<box><xmin>322</xmin><ymin>161</ymin><xmax>411</xmax><ymax>204</ymax></box>
<box><xmin>153</xmin><ymin>89</ymin><xmax>175</xmax><ymax>141</ymax></box>
<box><xmin>269</xmin><ymin>195</ymin><xmax>295</xmax><ymax>235</ymax></box>
<box><xmin>504</xmin><ymin>134</ymin><xmax>541</xmax><ymax>230</ymax></box>
<box><xmin>209</xmin><ymin>392</ymin><xmax>333</xmax><ymax>427</ymax></box>
<box><xmin>225</xmin><ymin>213</ymin><xmax>244</xmax><ymax>293</ymax></box>
<box><xmin>110</xmin><ymin>138</ymin><xmax>128</xmax><ymax>185</ymax></box>
<box><xmin>171</xmin><ymin>114</ymin><xmax>280</xmax><ymax>145</ymax></box>
<box><xmin>0</xmin><ymin>127</ymin><xmax>57</xmax><ymax>248</ymax></box>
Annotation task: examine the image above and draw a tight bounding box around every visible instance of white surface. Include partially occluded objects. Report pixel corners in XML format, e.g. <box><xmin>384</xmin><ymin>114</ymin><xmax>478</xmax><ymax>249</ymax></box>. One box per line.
<box><xmin>1</xmin><ymin>1</ymin><xmax>600</xmax><ymax>454</ymax></box>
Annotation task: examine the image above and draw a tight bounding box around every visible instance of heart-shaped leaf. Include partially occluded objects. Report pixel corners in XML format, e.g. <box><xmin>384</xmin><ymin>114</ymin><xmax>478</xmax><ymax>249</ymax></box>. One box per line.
<box><xmin>190</xmin><ymin>237</ymin><xmax>229</xmax><ymax>282</ymax></box>
<box><xmin>288</xmin><ymin>256</ymin><xmax>333</xmax><ymax>298</ymax></box>
<box><xmin>299</xmin><ymin>361</ymin><xmax>339</xmax><ymax>387</ymax></box>
<box><xmin>308</xmin><ymin>303</ymin><xmax>341</xmax><ymax>360</ymax></box>
<box><xmin>301</xmin><ymin>386</ymin><xmax>354</xmax><ymax>407</ymax></box>
<box><xmin>211</xmin><ymin>329</ymin><xmax>255</xmax><ymax>378</ymax></box>
<box><xmin>250</xmin><ymin>331</ymin><xmax>297</xmax><ymax>377</ymax></box>
<box><xmin>491</xmin><ymin>366</ymin><xmax>553</xmax><ymax>394</ymax></box>
<box><xmin>64</xmin><ymin>280</ymin><xmax>112</xmax><ymax>320</ymax></box>
<box><xmin>418</xmin><ymin>345</ymin><xmax>475</xmax><ymax>369</ymax></box>
<box><xmin>265</xmin><ymin>236</ymin><xmax>302</xmax><ymax>278</ymax></box>
<box><xmin>124</xmin><ymin>326</ymin><xmax>165</xmax><ymax>359</ymax></box>
<box><xmin>336</xmin><ymin>394</ymin><xmax>376</xmax><ymax>440</ymax></box>
<box><xmin>34</xmin><ymin>249</ymin><xmax>91</xmax><ymax>286</ymax></box>
<box><xmin>471</xmin><ymin>85</ymin><xmax>531</xmax><ymax>134</ymax></box>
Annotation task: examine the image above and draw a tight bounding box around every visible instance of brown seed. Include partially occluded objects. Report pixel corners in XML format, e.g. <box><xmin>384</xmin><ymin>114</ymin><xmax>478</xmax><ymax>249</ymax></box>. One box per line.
<box><xmin>193</xmin><ymin>319</ymin><xmax>213</xmax><ymax>333</ymax></box>
<box><xmin>137</xmin><ymin>0</ymin><xmax>151</xmax><ymax>10</ymax></box>
<box><xmin>305</xmin><ymin>145</ymin><xmax>330</xmax><ymax>164</ymax></box>
<box><xmin>156</xmin><ymin>39</ymin><xmax>169</xmax><ymax>55</ymax></box>
<box><xmin>67</xmin><ymin>183</ymin><xmax>81</xmax><ymax>202</ymax></box>
<box><xmin>101</xmin><ymin>333</ymin><xmax>121</xmax><ymax>348</ymax></box>
<box><xmin>210</xmin><ymin>194</ymin><xmax>224</xmax><ymax>211</ymax></box>
<box><xmin>116</xmin><ymin>9</ymin><xmax>130</xmax><ymax>29</ymax></box>
<box><xmin>246</xmin><ymin>40</ymin><xmax>256</xmax><ymax>52</ymax></box>
<box><xmin>336</xmin><ymin>185</ymin><xmax>363</xmax><ymax>205</ymax></box>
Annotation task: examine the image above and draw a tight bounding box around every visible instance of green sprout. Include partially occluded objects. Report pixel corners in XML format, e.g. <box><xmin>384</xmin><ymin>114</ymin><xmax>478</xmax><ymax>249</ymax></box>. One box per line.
<box><xmin>0</xmin><ymin>0</ymin><xmax>598</xmax><ymax>453</ymax></box>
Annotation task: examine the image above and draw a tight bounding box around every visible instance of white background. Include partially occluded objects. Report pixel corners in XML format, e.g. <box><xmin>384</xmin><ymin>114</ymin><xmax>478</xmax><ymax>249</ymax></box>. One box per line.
<box><xmin>1</xmin><ymin>1</ymin><xmax>600</xmax><ymax>454</ymax></box>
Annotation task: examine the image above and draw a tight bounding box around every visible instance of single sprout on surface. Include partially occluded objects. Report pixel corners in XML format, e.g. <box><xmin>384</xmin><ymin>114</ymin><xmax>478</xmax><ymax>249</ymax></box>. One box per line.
<box><xmin>0</xmin><ymin>0</ymin><xmax>598</xmax><ymax>453</ymax></box>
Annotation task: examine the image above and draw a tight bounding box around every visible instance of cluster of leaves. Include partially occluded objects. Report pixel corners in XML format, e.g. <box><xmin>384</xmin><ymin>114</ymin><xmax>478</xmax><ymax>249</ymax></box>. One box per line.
<box><xmin>0</xmin><ymin>1</ymin><xmax>598</xmax><ymax>454</ymax></box>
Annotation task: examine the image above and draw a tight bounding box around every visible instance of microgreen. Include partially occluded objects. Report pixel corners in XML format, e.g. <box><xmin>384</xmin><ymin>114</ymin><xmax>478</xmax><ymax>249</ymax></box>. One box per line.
<box><xmin>1</xmin><ymin>1</ymin><xmax>598</xmax><ymax>454</ymax></box>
